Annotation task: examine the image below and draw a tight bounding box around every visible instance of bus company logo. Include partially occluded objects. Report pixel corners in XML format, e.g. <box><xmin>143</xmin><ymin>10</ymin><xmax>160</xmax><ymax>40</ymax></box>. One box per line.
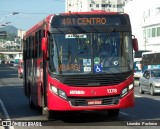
<box><xmin>91</xmin><ymin>90</ymin><xmax>96</xmax><ymax>95</ymax></box>
<box><xmin>70</xmin><ymin>90</ymin><xmax>85</xmax><ymax>95</ymax></box>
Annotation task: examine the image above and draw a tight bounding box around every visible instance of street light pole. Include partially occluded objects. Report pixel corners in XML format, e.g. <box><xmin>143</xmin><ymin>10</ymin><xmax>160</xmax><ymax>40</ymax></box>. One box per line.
<box><xmin>0</xmin><ymin>12</ymin><xmax>19</xmax><ymax>24</ymax></box>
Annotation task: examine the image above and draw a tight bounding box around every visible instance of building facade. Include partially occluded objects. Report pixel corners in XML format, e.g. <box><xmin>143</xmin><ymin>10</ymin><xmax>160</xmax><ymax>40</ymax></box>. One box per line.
<box><xmin>65</xmin><ymin>0</ymin><xmax>125</xmax><ymax>12</ymax></box>
<box><xmin>124</xmin><ymin>0</ymin><xmax>160</xmax><ymax>51</ymax></box>
<box><xmin>142</xmin><ymin>2</ymin><xmax>160</xmax><ymax>51</ymax></box>
<box><xmin>18</xmin><ymin>29</ymin><xmax>25</xmax><ymax>50</ymax></box>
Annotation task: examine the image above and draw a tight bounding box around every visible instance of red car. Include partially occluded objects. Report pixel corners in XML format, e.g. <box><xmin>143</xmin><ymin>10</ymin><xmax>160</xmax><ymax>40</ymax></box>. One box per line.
<box><xmin>18</xmin><ymin>59</ymin><xmax>23</xmax><ymax>78</ymax></box>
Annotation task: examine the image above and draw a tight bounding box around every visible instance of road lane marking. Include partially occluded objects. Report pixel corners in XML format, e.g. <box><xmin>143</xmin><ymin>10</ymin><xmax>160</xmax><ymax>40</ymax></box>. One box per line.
<box><xmin>0</xmin><ymin>99</ymin><xmax>14</xmax><ymax>129</ymax></box>
<box><xmin>120</xmin><ymin>112</ymin><xmax>129</xmax><ymax>116</ymax></box>
<box><xmin>134</xmin><ymin>95</ymin><xmax>142</xmax><ymax>98</ymax></box>
<box><xmin>0</xmin><ymin>84</ymin><xmax>22</xmax><ymax>86</ymax></box>
<box><xmin>135</xmin><ymin>94</ymin><xmax>160</xmax><ymax>101</ymax></box>
<box><xmin>0</xmin><ymin>99</ymin><xmax>10</xmax><ymax>120</ymax></box>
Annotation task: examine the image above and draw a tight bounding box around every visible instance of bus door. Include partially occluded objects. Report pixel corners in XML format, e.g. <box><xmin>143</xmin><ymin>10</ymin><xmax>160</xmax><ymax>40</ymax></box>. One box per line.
<box><xmin>37</xmin><ymin>59</ymin><xmax>43</xmax><ymax>106</ymax></box>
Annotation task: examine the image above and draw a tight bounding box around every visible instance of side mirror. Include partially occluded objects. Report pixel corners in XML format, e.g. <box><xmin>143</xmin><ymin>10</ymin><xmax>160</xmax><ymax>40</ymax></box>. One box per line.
<box><xmin>41</xmin><ymin>37</ymin><xmax>47</xmax><ymax>51</ymax></box>
<box><xmin>132</xmin><ymin>38</ymin><xmax>138</xmax><ymax>51</ymax></box>
<box><xmin>146</xmin><ymin>75</ymin><xmax>150</xmax><ymax>79</ymax></box>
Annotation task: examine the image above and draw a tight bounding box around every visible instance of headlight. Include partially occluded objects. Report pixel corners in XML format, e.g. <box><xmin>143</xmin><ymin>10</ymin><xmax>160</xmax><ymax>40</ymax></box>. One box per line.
<box><xmin>121</xmin><ymin>83</ymin><xmax>134</xmax><ymax>97</ymax></box>
<box><xmin>58</xmin><ymin>89</ymin><xmax>67</xmax><ymax>99</ymax></box>
<box><xmin>129</xmin><ymin>83</ymin><xmax>134</xmax><ymax>90</ymax></box>
<box><xmin>50</xmin><ymin>85</ymin><xmax>67</xmax><ymax>99</ymax></box>
<box><xmin>50</xmin><ymin>85</ymin><xmax>58</xmax><ymax>95</ymax></box>
<box><xmin>154</xmin><ymin>82</ymin><xmax>160</xmax><ymax>86</ymax></box>
<box><xmin>122</xmin><ymin>88</ymin><xmax>127</xmax><ymax>97</ymax></box>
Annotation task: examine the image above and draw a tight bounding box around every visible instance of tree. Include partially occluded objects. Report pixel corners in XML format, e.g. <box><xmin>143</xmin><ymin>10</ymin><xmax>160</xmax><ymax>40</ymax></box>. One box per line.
<box><xmin>0</xmin><ymin>53</ymin><xmax>5</xmax><ymax>60</ymax></box>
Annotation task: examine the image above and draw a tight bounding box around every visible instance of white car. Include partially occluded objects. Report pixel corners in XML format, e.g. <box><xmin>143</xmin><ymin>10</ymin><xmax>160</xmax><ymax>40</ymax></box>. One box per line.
<box><xmin>139</xmin><ymin>68</ymin><xmax>160</xmax><ymax>96</ymax></box>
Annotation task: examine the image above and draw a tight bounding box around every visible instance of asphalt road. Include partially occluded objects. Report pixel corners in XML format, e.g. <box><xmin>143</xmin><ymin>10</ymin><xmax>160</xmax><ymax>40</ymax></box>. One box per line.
<box><xmin>0</xmin><ymin>63</ymin><xmax>160</xmax><ymax>129</ymax></box>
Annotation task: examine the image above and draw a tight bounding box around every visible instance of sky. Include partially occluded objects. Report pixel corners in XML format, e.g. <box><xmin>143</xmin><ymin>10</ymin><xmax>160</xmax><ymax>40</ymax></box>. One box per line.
<box><xmin>0</xmin><ymin>0</ymin><xmax>65</xmax><ymax>31</ymax></box>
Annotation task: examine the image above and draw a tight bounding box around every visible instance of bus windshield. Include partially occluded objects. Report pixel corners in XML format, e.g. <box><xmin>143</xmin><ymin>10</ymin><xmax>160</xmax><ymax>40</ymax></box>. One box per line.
<box><xmin>49</xmin><ymin>32</ymin><xmax>133</xmax><ymax>74</ymax></box>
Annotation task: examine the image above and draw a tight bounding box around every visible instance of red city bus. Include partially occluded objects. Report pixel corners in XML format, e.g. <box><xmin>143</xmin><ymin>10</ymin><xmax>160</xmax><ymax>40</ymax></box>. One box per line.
<box><xmin>23</xmin><ymin>11</ymin><xmax>138</xmax><ymax>119</ymax></box>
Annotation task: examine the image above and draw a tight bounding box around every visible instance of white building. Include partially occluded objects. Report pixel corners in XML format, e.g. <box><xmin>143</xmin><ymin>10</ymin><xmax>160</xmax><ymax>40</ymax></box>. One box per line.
<box><xmin>18</xmin><ymin>29</ymin><xmax>25</xmax><ymax>50</ymax></box>
<box><xmin>65</xmin><ymin>0</ymin><xmax>125</xmax><ymax>12</ymax></box>
<box><xmin>142</xmin><ymin>2</ymin><xmax>160</xmax><ymax>51</ymax></box>
<box><xmin>18</xmin><ymin>29</ymin><xmax>25</xmax><ymax>39</ymax></box>
<box><xmin>124</xmin><ymin>0</ymin><xmax>160</xmax><ymax>51</ymax></box>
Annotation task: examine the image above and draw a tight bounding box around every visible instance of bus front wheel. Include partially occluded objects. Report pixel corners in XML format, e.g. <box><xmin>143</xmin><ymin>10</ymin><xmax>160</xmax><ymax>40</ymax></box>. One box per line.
<box><xmin>41</xmin><ymin>95</ymin><xmax>53</xmax><ymax>119</ymax></box>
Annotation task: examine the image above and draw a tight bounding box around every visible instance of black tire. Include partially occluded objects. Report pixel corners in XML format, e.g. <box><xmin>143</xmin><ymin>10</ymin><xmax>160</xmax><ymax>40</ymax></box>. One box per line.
<box><xmin>108</xmin><ymin>109</ymin><xmax>119</xmax><ymax>117</ymax></box>
<box><xmin>139</xmin><ymin>84</ymin><xmax>144</xmax><ymax>94</ymax></box>
<box><xmin>46</xmin><ymin>108</ymin><xmax>53</xmax><ymax>120</ymax></box>
<box><xmin>41</xmin><ymin>95</ymin><xmax>57</xmax><ymax>119</ymax></box>
<box><xmin>150</xmin><ymin>85</ymin><xmax>155</xmax><ymax>96</ymax></box>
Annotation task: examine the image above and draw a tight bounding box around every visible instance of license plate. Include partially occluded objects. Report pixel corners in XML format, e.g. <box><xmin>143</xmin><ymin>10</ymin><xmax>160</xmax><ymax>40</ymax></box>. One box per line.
<box><xmin>87</xmin><ymin>100</ymin><xmax>102</xmax><ymax>105</ymax></box>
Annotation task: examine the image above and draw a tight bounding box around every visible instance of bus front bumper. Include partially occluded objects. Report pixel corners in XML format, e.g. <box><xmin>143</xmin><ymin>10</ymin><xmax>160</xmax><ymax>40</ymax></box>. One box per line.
<box><xmin>47</xmin><ymin>89</ymin><xmax>135</xmax><ymax>111</ymax></box>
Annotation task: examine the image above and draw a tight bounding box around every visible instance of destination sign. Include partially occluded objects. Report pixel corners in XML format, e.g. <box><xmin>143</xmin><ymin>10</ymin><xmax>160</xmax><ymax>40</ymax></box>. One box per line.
<box><xmin>61</xmin><ymin>17</ymin><xmax>107</xmax><ymax>26</ymax></box>
<box><xmin>51</xmin><ymin>14</ymin><xmax>128</xmax><ymax>27</ymax></box>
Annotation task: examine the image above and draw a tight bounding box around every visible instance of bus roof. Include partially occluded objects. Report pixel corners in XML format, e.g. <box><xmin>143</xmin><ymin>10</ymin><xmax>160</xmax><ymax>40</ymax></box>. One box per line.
<box><xmin>141</xmin><ymin>51</ymin><xmax>160</xmax><ymax>56</ymax></box>
<box><xmin>60</xmin><ymin>11</ymin><xmax>127</xmax><ymax>15</ymax></box>
<box><xmin>24</xmin><ymin>11</ymin><xmax>129</xmax><ymax>37</ymax></box>
<box><xmin>134</xmin><ymin>50</ymin><xmax>151</xmax><ymax>58</ymax></box>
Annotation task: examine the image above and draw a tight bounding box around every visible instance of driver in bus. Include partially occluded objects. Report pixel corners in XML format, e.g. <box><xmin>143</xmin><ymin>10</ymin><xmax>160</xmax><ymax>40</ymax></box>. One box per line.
<box><xmin>100</xmin><ymin>43</ymin><xmax>111</xmax><ymax>57</ymax></box>
<box><xmin>100</xmin><ymin>41</ymin><xmax>113</xmax><ymax>58</ymax></box>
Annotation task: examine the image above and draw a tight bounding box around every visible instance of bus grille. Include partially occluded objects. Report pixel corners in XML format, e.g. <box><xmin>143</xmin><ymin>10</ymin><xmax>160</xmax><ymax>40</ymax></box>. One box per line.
<box><xmin>61</xmin><ymin>72</ymin><xmax>132</xmax><ymax>86</ymax></box>
<box><xmin>68</xmin><ymin>96</ymin><xmax>120</xmax><ymax>106</ymax></box>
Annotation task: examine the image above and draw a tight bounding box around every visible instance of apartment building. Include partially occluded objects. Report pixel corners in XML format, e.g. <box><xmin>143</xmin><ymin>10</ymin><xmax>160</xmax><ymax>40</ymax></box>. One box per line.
<box><xmin>124</xmin><ymin>0</ymin><xmax>160</xmax><ymax>51</ymax></box>
<box><xmin>65</xmin><ymin>0</ymin><xmax>125</xmax><ymax>12</ymax></box>
<box><xmin>142</xmin><ymin>3</ymin><xmax>160</xmax><ymax>51</ymax></box>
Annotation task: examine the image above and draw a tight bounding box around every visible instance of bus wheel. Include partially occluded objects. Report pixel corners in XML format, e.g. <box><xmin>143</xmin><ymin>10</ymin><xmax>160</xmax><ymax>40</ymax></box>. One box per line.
<box><xmin>139</xmin><ymin>84</ymin><xmax>144</xmax><ymax>94</ymax></box>
<box><xmin>150</xmin><ymin>85</ymin><xmax>155</xmax><ymax>96</ymax></box>
<box><xmin>41</xmin><ymin>95</ymin><xmax>53</xmax><ymax>119</ymax></box>
<box><xmin>46</xmin><ymin>108</ymin><xmax>53</xmax><ymax>120</ymax></box>
<box><xmin>108</xmin><ymin>109</ymin><xmax>119</xmax><ymax>117</ymax></box>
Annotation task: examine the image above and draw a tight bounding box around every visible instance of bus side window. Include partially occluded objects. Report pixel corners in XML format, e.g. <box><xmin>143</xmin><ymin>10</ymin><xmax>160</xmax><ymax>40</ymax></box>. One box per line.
<box><xmin>35</xmin><ymin>33</ymin><xmax>37</xmax><ymax>59</ymax></box>
<box><xmin>31</xmin><ymin>36</ymin><xmax>34</xmax><ymax>59</ymax></box>
<box><xmin>26</xmin><ymin>38</ymin><xmax>29</xmax><ymax>59</ymax></box>
<box><xmin>39</xmin><ymin>30</ymin><xmax>43</xmax><ymax>58</ymax></box>
<box><xmin>29</xmin><ymin>36</ymin><xmax>32</xmax><ymax>59</ymax></box>
<box><xmin>37</xmin><ymin>30</ymin><xmax>40</xmax><ymax>58</ymax></box>
<box><xmin>35</xmin><ymin>32</ymin><xmax>39</xmax><ymax>58</ymax></box>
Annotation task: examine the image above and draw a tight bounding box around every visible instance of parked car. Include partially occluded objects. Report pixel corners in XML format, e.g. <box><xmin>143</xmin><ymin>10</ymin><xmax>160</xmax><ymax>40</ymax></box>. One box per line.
<box><xmin>139</xmin><ymin>68</ymin><xmax>160</xmax><ymax>96</ymax></box>
<box><xmin>13</xmin><ymin>58</ymin><xmax>20</xmax><ymax>67</ymax></box>
<box><xmin>1</xmin><ymin>60</ymin><xmax>5</xmax><ymax>64</ymax></box>
<box><xmin>18</xmin><ymin>59</ymin><xmax>23</xmax><ymax>79</ymax></box>
<box><xmin>10</xmin><ymin>61</ymin><xmax>14</xmax><ymax>66</ymax></box>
